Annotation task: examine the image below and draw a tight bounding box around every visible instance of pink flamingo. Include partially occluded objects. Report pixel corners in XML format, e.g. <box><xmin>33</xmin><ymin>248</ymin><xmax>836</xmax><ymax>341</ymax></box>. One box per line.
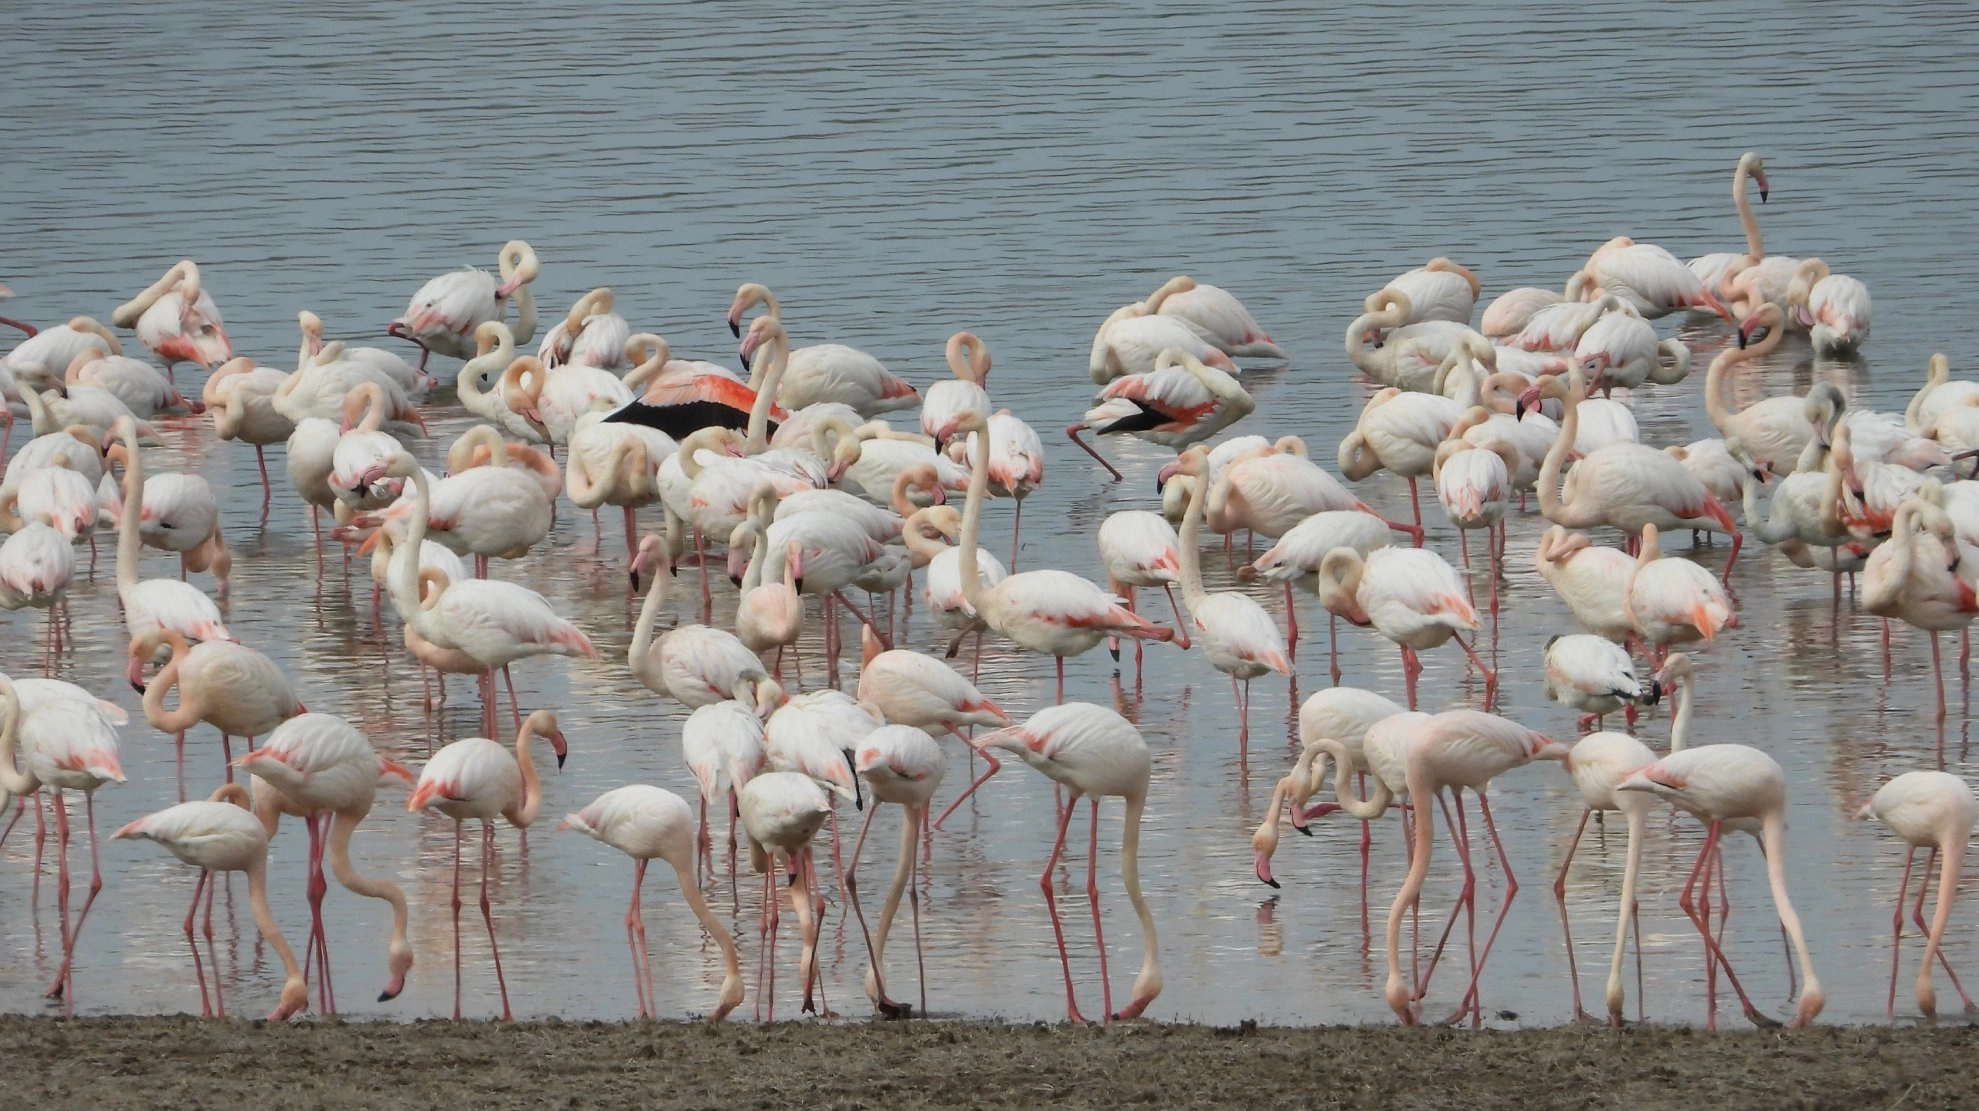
<box><xmin>132</xmin><ymin>629</ymin><xmax>302</xmax><ymax>783</ymax></box>
<box><xmin>922</xmin><ymin>330</ymin><xmax>993</xmax><ymax>444</ymax></box>
<box><xmin>846</xmin><ymin>724</ymin><xmax>946</xmax><ymax>1018</ymax></box>
<box><xmin>738</xmin><ymin>771</ymin><xmax>833</xmax><ymax>1022</ymax></box>
<box><xmin>406</xmin><ymin>709</ymin><xmax>568</xmax><ymax>1020</ymax></box>
<box><xmin>1145</xmin><ymin>275</ymin><xmax>1287</xmax><ymax>362</ymax></box>
<box><xmin>1580</xmin><ymin>236</ymin><xmax>1737</xmax><ymax>322</ymax></box>
<box><xmin>1863</xmin><ymin>497</ymin><xmax>1978</xmax><ymax>720</ymax></box>
<box><xmin>726</xmin><ymin>283</ymin><xmax>918</xmax><ymax>416</ymax></box>
<box><xmin>388</xmin><ymin>240</ymin><xmax>540</xmax><ymax>362</ymax></box>
<box><xmin>110</xmin><ymin>259</ymin><xmax>233</xmax><ymax>370</ymax></box>
<box><xmin>1067</xmin><ymin>349</ymin><xmax>1256</xmax><ymax>481</ymax></box>
<box><xmin>1097</xmin><ymin>509</ymin><xmax>1193</xmax><ymax>673</ymax></box>
<box><xmin>560</xmin><ymin>785</ymin><xmax>746</xmax><ymax>1021</ymax></box>
<box><xmin>1316</xmin><ymin>545</ymin><xmax>1491</xmax><ymax>708</ymax></box>
<box><xmin>982</xmin><ymin>703</ymin><xmax>1161</xmax><ymax>1024</ymax></box>
<box><xmin>1858</xmin><ymin>770</ymin><xmax>1976</xmax><ymax>1019</ymax></box>
<box><xmin>1623</xmin><ymin>524</ymin><xmax>1737</xmax><ymax>664</ymax></box>
<box><xmin>1617</xmin><ymin>744</ymin><xmax>1825</xmax><ymax>1029</ymax></box>
<box><xmin>113</xmin><ymin>784</ymin><xmax>308</xmax><ymax>1020</ymax></box>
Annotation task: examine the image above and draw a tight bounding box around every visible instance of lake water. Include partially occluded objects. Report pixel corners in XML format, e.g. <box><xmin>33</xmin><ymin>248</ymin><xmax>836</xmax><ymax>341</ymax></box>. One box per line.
<box><xmin>4</xmin><ymin>0</ymin><xmax>1979</xmax><ymax>1027</ymax></box>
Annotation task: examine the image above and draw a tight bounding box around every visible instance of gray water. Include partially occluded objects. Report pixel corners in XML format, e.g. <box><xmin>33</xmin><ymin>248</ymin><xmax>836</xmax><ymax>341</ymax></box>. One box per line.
<box><xmin>3</xmin><ymin>0</ymin><xmax>1979</xmax><ymax>1026</ymax></box>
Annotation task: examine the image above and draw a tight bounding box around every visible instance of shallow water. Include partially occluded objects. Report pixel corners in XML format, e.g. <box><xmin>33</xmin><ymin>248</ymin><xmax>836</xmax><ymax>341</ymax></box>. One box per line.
<box><xmin>4</xmin><ymin>0</ymin><xmax>1979</xmax><ymax>1027</ymax></box>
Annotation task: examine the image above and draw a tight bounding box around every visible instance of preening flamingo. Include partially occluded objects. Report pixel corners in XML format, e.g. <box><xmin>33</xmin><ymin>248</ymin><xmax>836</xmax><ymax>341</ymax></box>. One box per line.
<box><xmin>1581</xmin><ymin>236</ymin><xmax>1736</xmax><ymax>322</ymax></box>
<box><xmin>1343</xmin><ymin>291</ymin><xmax>1469</xmax><ymax>391</ymax></box>
<box><xmin>64</xmin><ymin>349</ymin><xmax>198</xmax><ymax>417</ymax></box>
<box><xmin>982</xmin><ymin>703</ymin><xmax>1161</xmax><ymax>1024</ymax></box>
<box><xmin>1088</xmin><ymin>292</ymin><xmax>1238</xmax><ymax>385</ymax></box>
<box><xmin>537</xmin><ymin>287</ymin><xmax>631</xmax><ymax>372</ymax></box>
<box><xmin>297</xmin><ymin>310</ymin><xmax>435</xmax><ymax>401</ymax></box>
<box><xmin>1535</xmin><ymin>526</ymin><xmax>1636</xmax><ymax>641</ymax></box>
<box><xmin>922</xmin><ymin>330</ymin><xmax>993</xmax><ymax>444</ymax></box>
<box><xmin>1542</xmin><ymin>633</ymin><xmax>1656</xmax><ymax>732</ymax></box>
<box><xmin>1623</xmin><ymin>524</ymin><xmax>1737</xmax><ymax>660</ymax></box>
<box><xmin>203</xmin><ymin>357</ymin><xmax>295</xmax><ymax>505</ymax></box>
<box><xmin>1857</xmin><ymin>770</ymin><xmax>1977</xmax><ymax>1019</ymax></box>
<box><xmin>629</xmin><ymin>532</ymin><xmax>768</xmax><ymax>707</ymax></box>
<box><xmin>388</xmin><ymin>240</ymin><xmax>540</xmax><ymax>361</ymax></box>
<box><xmin>726</xmin><ymin>283</ymin><xmax>919</xmax><ymax>415</ymax></box>
<box><xmin>1068</xmin><ymin>348</ymin><xmax>1256</xmax><ymax>482</ymax></box>
<box><xmin>1862</xmin><ymin>497</ymin><xmax>1978</xmax><ymax>719</ymax></box>
<box><xmin>1786</xmin><ymin>258</ymin><xmax>1872</xmax><ymax>356</ymax></box>
<box><xmin>1145</xmin><ymin>275</ymin><xmax>1287</xmax><ymax>362</ymax></box>
<box><xmin>113</xmin><ymin>785</ymin><xmax>308</xmax><ymax>1020</ymax></box>
<box><xmin>1318</xmin><ymin>544</ymin><xmax>1491</xmax><ymax>708</ymax></box>
<box><xmin>407</xmin><ymin>709</ymin><xmax>568</xmax><ymax>1020</ymax></box>
<box><xmin>110</xmin><ymin>259</ymin><xmax>233</xmax><ymax>370</ymax></box>
<box><xmin>560</xmin><ymin>784</ymin><xmax>746</xmax><ymax>1021</ymax></box>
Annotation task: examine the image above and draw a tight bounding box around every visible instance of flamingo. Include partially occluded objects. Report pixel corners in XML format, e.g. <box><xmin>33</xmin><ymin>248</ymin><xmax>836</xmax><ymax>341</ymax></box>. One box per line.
<box><xmin>112</xmin><ymin>785</ymin><xmax>308</xmax><ymax>1019</ymax></box>
<box><xmin>104</xmin><ymin>463</ymin><xmax>233</xmax><ymax>598</ymax></box>
<box><xmin>1667</xmin><ymin>439</ymin><xmax>1758</xmax><ymax>511</ymax></box>
<box><xmin>3</xmin><ymin>316</ymin><xmax>120</xmax><ymax>391</ymax></box>
<box><xmin>911</xmin><ymin>505</ymin><xmax>1009</xmax><ymax>641</ymax></box>
<box><xmin>1553</xmin><ymin>720</ymin><xmax>1658</xmax><ymax>1024</ymax></box>
<box><xmin>922</xmin><ymin>330</ymin><xmax>993</xmax><ymax>444</ymax></box>
<box><xmin>1087</xmin><ymin>293</ymin><xmax>1238</xmax><ymax>385</ymax></box>
<box><xmin>1699</xmin><ymin>304</ymin><xmax>1817</xmax><ymax>476</ymax></box>
<box><xmin>63</xmin><ymin>349</ymin><xmax>198</xmax><ymax>417</ymax></box>
<box><xmin>1249</xmin><ymin>687</ymin><xmax>1407</xmax><ymax>892</ymax></box>
<box><xmin>328</xmin><ymin>382</ymin><xmax>415</xmax><ymax>510</ymax></box>
<box><xmin>1786</xmin><ymin>258</ymin><xmax>1872</xmax><ymax>356</ymax></box>
<box><xmin>1857</xmin><ymin>770</ymin><xmax>1977</xmax><ymax>1019</ymax></box>
<box><xmin>735</xmin><ymin>532</ymin><xmax>805</xmax><ymax>675</ymax></box>
<box><xmin>202</xmin><ymin>357</ymin><xmax>294</xmax><ymax>505</ymax></box>
<box><xmin>105</xmin><ymin>419</ymin><xmax>231</xmax><ymax>689</ymax></box>
<box><xmin>606</xmin><ymin>332</ymin><xmax>785</xmax><ymax>443</ymax></box>
<box><xmin>737</xmin><ymin>771</ymin><xmax>834</xmax><ymax>1021</ymax></box>
<box><xmin>1519</xmin><ymin>368</ymin><xmax>1742</xmax><ymax>577</ymax></box>
<box><xmin>1624</xmin><ymin>524</ymin><xmax>1737</xmax><ymax>662</ymax></box>
<box><xmin>508</xmin><ymin>351</ymin><xmax>635</xmax><ymax>447</ymax></box>
<box><xmin>1431</xmin><ymin>437</ymin><xmax>1517</xmax><ymax>613</ymax></box>
<box><xmin>1067</xmin><ymin>349</ymin><xmax>1256</xmax><ymax>482</ymax></box>
<box><xmin>380</xmin><ymin>453</ymin><xmax>597</xmax><ymax>735</ymax></box>
<box><xmin>857</xmin><ymin>627</ymin><xmax>1011</xmax><ymax>828</ymax></box>
<box><xmin>628</xmin><ymin>533</ymin><xmax>766</xmax><ymax>708</ymax></box>
<box><xmin>960</xmin><ymin>409</ymin><xmax>1044</xmax><ymax>567</ymax></box>
<box><xmin>1616</xmin><ymin>744</ymin><xmax>1825</xmax><ymax>1029</ymax></box>
<box><xmin>1337</xmin><ymin>359</ymin><xmax>1465</xmax><ymax>533</ymax></box>
<box><xmin>565</xmin><ymin>410</ymin><xmax>672</xmax><ymax>565</ymax></box>
<box><xmin>0</xmin><ymin>673</ymin><xmax>123</xmax><ymax>1002</ymax></box>
<box><xmin>1173</xmin><ymin>446</ymin><xmax>1290</xmax><ymax>757</ymax></box>
<box><xmin>407</xmin><ymin>709</ymin><xmax>568</xmax><ymax>1021</ymax></box>
<box><xmin>1316</xmin><ymin>545</ymin><xmax>1491</xmax><ymax>709</ymax></box>
<box><xmin>726</xmin><ymin>283</ymin><xmax>918</xmax><ymax>415</ymax></box>
<box><xmin>1580</xmin><ymin>236</ymin><xmax>1736</xmax><ymax>321</ymax></box>
<box><xmin>131</xmin><ymin>628</ymin><xmax>302</xmax><ymax>782</ymax></box>
<box><xmin>1145</xmin><ymin>275</ymin><xmax>1287</xmax><ymax>362</ymax></box>
<box><xmin>1906</xmin><ymin>353</ymin><xmax>1979</xmax><ymax>436</ymax></box>
<box><xmin>953</xmin><ymin>409</ymin><xmax>1174</xmax><ymax>700</ymax></box>
<box><xmin>1862</xmin><ymin>497</ymin><xmax>1978</xmax><ymax>720</ymax></box>
<box><xmin>1369</xmin><ymin>258</ymin><xmax>1480</xmax><ymax>326</ymax></box>
<box><xmin>1543</xmin><ymin>633</ymin><xmax>1657</xmax><ymax>732</ymax></box>
<box><xmin>1535</xmin><ymin>526</ymin><xmax>1635</xmax><ymax>641</ymax></box>
<box><xmin>110</xmin><ymin>259</ymin><xmax>233</xmax><ymax>370</ymax></box>
<box><xmin>236</xmin><ymin>713</ymin><xmax>414</xmax><ymax>1015</ymax></box>
<box><xmin>1479</xmin><ymin>273</ymin><xmax>1588</xmax><ymax>339</ymax></box>
<box><xmin>1096</xmin><ymin>509</ymin><xmax>1193</xmax><ymax>672</ymax></box>
<box><xmin>680</xmin><ymin>676</ymin><xmax>771</xmax><ymax>880</ymax></box>
<box><xmin>360</xmin><ymin>430</ymin><xmax>554</xmax><ymax>577</ymax></box>
<box><xmin>1688</xmin><ymin>151</ymin><xmax>1773</xmax><ymax>295</ymax></box>
<box><xmin>274</xmin><ymin>340</ymin><xmax>425</xmax><ymax>432</ymax></box>
<box><xmin>981</xmin><ymin>703</ymin><xmax>1161</xmax><ymax>1024</ymax></box>
<box><xmin>296</xmin><ymin>310</ymin><xmax>435</xmax><ymax>401</ymax></box>
<box><xmin>1378</xmin><ymin>710</ymin><xmax>1567</xmax><ymax>1025</ymax></box>
<box><xmin>1573</xmin><ymin>310</ymin><xmax>1689</xmax><ymax>394</ymax></box>
<box><xmin>1250</xmin><ymin>509</ymin><xmax>1403</xmax><ymax>683</ymax></box>
<box><xmin>388</xmin><ymin>240</ymin><xmax>540</xmax><ymax>362</ymax></box>
<box><xmin>845</xmin><ymin>723</ymin><xmax>946</xmax><ymax>1018</ymax></box>
<box><xmin>560</xmin><ymin>785</ymin><xmax>746</xmax><ymax>1021</ymax></box>
<box><xmin>1213</xmin><ymin>435</ymin><xmax>1422</xmax><ymax>573</ymax></box>
<box><xmin>0</xmin><ymin>523</ymin><xmax>74</xmax><ymax>658</ymax></box>
<box><xmin>2</xmin><ymin>458</ymin><xmax>97</xmax><ymax>550</ymax></box>
<box><xmin>1342</xmin><ymin>291</ymin><xmax>1470</xmax><ymax>391</ymax></box>
<box><xmin>537</xmin><ymin>287</ymin><xmax>631</xmax><ymax>372</ymax></box>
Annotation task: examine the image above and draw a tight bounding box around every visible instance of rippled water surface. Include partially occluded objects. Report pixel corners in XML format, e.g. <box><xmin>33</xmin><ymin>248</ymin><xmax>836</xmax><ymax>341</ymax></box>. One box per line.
<box><xmin>5</xmin><ymin>0</ymin><xmax>1979</xmax><ymax>1026</ymax></box>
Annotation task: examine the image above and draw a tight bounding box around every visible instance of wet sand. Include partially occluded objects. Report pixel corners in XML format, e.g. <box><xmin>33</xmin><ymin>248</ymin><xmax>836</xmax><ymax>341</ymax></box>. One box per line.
<box><xmin>0</xmin><ymin>1017</ymin><xmax>1970</xmax><ymax>1109</ymax></box>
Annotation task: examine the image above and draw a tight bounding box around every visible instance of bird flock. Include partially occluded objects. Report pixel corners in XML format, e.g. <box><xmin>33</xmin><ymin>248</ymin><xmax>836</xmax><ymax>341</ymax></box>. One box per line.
<box><xmin>0</xmin><ymin>149</ymin><xmax>1969</xmax><ymax>1032</ymax></box>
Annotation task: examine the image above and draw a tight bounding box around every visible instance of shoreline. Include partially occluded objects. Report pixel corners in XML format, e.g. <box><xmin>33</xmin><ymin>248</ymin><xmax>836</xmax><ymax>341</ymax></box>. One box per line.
<box><xmin>1</xmin><ymin>1016</ymin><xmax>1973</xmax><ymax>1108</ymax></box>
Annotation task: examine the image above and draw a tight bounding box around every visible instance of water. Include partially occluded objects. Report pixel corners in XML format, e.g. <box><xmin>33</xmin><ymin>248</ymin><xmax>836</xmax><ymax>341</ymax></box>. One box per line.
<box><xmin>3</xmin><ymin>0</ymin><xmax>1979</xmax><ymax>1026</ymax></box>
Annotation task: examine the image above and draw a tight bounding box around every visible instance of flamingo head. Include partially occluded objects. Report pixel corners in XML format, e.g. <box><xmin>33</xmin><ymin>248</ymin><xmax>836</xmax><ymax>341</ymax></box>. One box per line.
<box><xmin>547</xmin><ymin>727</ymin><xmax>569</xmax><ymax>769</ymax></box>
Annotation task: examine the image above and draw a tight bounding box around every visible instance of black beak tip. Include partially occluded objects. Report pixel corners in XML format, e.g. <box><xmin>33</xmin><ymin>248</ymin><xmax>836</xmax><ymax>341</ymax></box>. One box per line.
<box><xmin>1293</xmin><ymin>822</ymin><xmax>1313</xmax><ymax>837</ymax></box>
<box><xmin>1737</xmin><ymin>330</ymin><xmax>1749</xmax><ymax>350</ymax></box>
<box><xmin>377</xmin><ymin>988</ymin><xmax>399</xmax><ymax>1003</ymax></box>
<box><xmin>728</xmin><ymin>319</ymin><xmax>741</xmax><ymax>339</ymax></box>
<box><xmin>130</xmin><ymin>679</ymin><xmax>147</xmax><ymax>695</ymax></box>
<box><xmin>737</xmin><ymin>354</ymin><xmax>750</xmax><ymax>375</ymax></box>
<box><xmin>729</xmin><ymin>575</ymin><xmax>742</xmax><ymax>587</ymax></box>
<box><xmin>629</xmin><ymin>570</ymin><xmax>641</xmax><ymax>589</ymax></box>
<box><xmin>1514</xmin><ymin>401</ymin><xmax>1528</xmax><ymax>420</ymax></box>
<box><xmin>1261</xmin><ymin>875</ymin><xmax>1281</xmax><ymax>890</ymax></box>
<box><xmin>1109</xmin><ymin>644</ymin><xmax>1121</xmax><ymax>662</ymax></box>
<box><xmin>556</xmin><ymin>753</ymin><xmax>567</xmax><ymax>770</ymax></box>
<box><xmin>1759</xmin><ymin>188</ymin><xmax>1770</xmax><ymax>203</ymax></box>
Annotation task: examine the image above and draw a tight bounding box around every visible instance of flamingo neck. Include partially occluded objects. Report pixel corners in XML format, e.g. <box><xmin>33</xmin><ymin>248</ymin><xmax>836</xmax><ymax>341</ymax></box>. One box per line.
<box><xmin>0</xmin><ymin>681</ymin><xmax>37</xmax><ymax>796</ymax></box>
<box><xmin>142</xmin><ymin>635</ymin><xmax>202</xmax><ymax>735</ymax></box>
<box><xmin>116</xmin><ymin>429</ymin><xmax>143</xmax><ymax>594</ymax></box>
<box><xmin>745</xmin><ymin>335</ymin><xmax>790</xmax><ymax>453</ymax></box>
<box><xmin>1176</xmin><ymin>462</ymin><xmax>1211</xmax><ymax>611</ymax></box>
<box><xmin>1667</xmin><ymin>672</ymin><xmax>1694</xmax><ymax>752</ymax></box>
<box><xmin>1734</xmin><ymin>161</ymin><xmax>1764</xmax><ymax>261</ymax></box>
<box><xmin>1536</xmin><ymin>378</ymin><xmax>1580</xmax><ymax>525</ymax></box>
<box><xmin>245</xmin><ymin>855</ymin><xmax>309</xmax><ymax>1016</ymax></box>
<box><xmin>1118</xmin><ymin>793</ymin><xmax>1163</xmax><ymax>1014</ymax></box>
<box><xmin>326</xmin><ymin>809</ymin><xmax>411</xmax><ymax>994</ymax></box>
<box><xmin>509</xmin><ymin>726</ymin><xmax>545</xmax><ymax>828</ymax></box>
<box><xmin>629</xmin><ymin>551</ymin><xmax>670</xmax><ymax>690</ymax></box>
<box><xmin>956</xmin><ymin>421</ymin><xmax>993</xmax><ymax>620</ymax></box>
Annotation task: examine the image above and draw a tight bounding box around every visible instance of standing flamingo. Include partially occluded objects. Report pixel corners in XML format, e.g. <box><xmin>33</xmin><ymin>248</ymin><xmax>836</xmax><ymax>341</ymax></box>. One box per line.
<box><xmin>132</xmin><ymin>629</ymin><xmax>301</xmax><ymax>782</ymax></box>
<box><xmin>1786</xmin><ymin>259</ymin><xmax>1873</xmax><ymax>356</ymax></box>
<box><xmin>1146</xmin><ymin>275</ymin><xmax>1287</xmax><ymax>362</ymax></box>
<box><xmin>560</xmin><ymin>785</ymin><xmax>745</xmax><ymax>1020</ymax></box>
<box><xmin>726</xmin><ymin>283</ymin><xmax>918</xmax><ymax>415</ymax></box>
<box><xmin>1097</xmin><ymin>509</ymin><xmax>1193</xmax><ymax>673</ymax></box>
<box><xmin>922</xmin><ymin>330</ymin><xmax>992</xmax><ymax>444</ymax></box>
<box><xmin>846</xmin><ymin>724</ymin><xmax>946</xmax><ymax>1018</ymax></box>
<box><xmin>1862</xmin><ymin>497</ymin><xmax>1978</xmax><ymax>720</ymax></box>
<box><xmin>1624</xmin><ymin>524</ymin><xmax>1737</xmax><ymax>662</ymax></box>
<box><xmin>236</xmin><ymin>713</ymin><xmax>415</xmax><ymax>1014</ymax></box>
<box><xmin>681</xmin><ymin>677</ymin><xmax>772</xmax><ymax>881</ymax></box>
<box><xmin>406</xmin><ymin>709</ymin><xmax>568</xmax><ymax>1021</ymax></box>
<box><xmin>1858</xmin><ymin>771</ymin><xmax>1977</xmax><ymax>1019</ymax></box>
<box><xmin>110</xmin><ymin>260</ymin><xmax>233</xmax><ymax>370</ymax></box>
<box><xmin>1174</xmin><ymin>445</ymin><xmax>1290</xmax><ymax>757</ymax></box>
<box><xmin>953</xmin><ymin>410</ymin><xmax>1174</xmax><ymax>700</ymax></box>
<box><xmin>106</xmin><ymin>418</ymin><xmax>231</xmax><ymax>690</ymax></box>
<box><xmin>1251</xmin><ymin>509</ymin><xmax>1402</xmax><ymax>684</ymax></box>
<box><xmin>1431</xmin><ymin>437</ymin><xmax>1517</xmax><ymax>613</ymax></box>
<box><xmin>629</xmin><ymin>533</ymin><xmax>766</xmax><ymax>707</ymax></box>
<box><xmin>113</xmin><ymin>785</ymin><xmax>308</xmax><ymax>1020</ymax></box>
<box><xmin>738</xmin><ymin>771</ymin><xmax>834</xmax><ymax>1021</ymax></box>
<box><xmin>537</xmin><ymin>287</ymin><xmax>631</xmax><ymax>371</ymax></box>
<box><xmin>1553</xmin><ymin>722</ymin><xmax>1657</xmax><ymax>1023</ymax></box>
<box><xmin>1616</xmin><ymin>744</ymin><xmax>1825</xmax><ymax>1029</ymax></box>
<box><xmin>388</xmin><ymin>241</ymin><xmax>540</xmax><ymax>362</ymax></box>
<box><xmin>1067</xmin><ymin>349</ymin><xmax>1256</xmax><ymax>481</ymax></box>
<box><xmin>1688</xmin><ymin>151</ymin><xmax>1773</xmax><ymax>295</ymax></box>
<box><xmin>982</xmin><ymin>703</ymin><xmax>1161</xmax><ymax>1024</ymax></box>
<box><xmin>1316</xmin><ymin>545</ymin><xmax>1491</xmax><ymax>708</ymax></box>
<box><xmin>203</xmin><ymin>357</ymin><xmax>295</xmax><ymax>506</ymax></box>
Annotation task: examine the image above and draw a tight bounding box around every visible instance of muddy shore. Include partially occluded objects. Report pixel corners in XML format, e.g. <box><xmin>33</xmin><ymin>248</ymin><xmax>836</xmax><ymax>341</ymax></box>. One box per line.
<box><xmin>0</xmin><ymin>1017</ymin><xmax>1971</xmax><ymax>1109</ymax></box>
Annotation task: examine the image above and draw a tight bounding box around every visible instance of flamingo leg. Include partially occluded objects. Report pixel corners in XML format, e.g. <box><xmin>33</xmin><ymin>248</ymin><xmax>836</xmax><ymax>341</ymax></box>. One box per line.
<box><xmin>48</xmin><ymin>792</ymin><xmax>71</xmax><ymax>1003</ymax></box>
<box><xmin>1446</xmin><ymin>794</ymin><xmax>1521</xmax><ymax>1025</ymax></box>
<box><xmin>1329</xmin><ymin>613</ymin><xmax>1341</xmax><ymax>686</ymax></box>
<box><xmin>480</xmin><ymin>821</ymin><xmax>513</xmax><ymax>1021</ymax></box>
<box><xmin>1283</xmin><ymin>582</ymin><xmax>1298</xmax><ymax>661</ymax></box>
<box><xmin>1038</xmin><ymin>790</ymin><xmax>1087</xmax><ymax>1023</ymax></box>
<box><xmin>627</xmin><ymin>858</ymin><xmax>651</xmax><ymax>1019</ymax></box>
<box><xmin>1064</xmin><ymin>424</ymin><xmax>1123</xmax><ymax>482</ymax></box>
<box><xmin>1401</xmin><ymin>645</ymin><xmax>1420</xmax><ymax>709</ymax></box>
<box><xmin>450</xmin><ymin>820</ymin><xmax>464</xmax><ymax>1020</ymax></box>
<box><xmin>1889</xmin><ymin>845</ymin><xmax>1915</xmax><ymax>1019</ymax></box>
<box><xmin>1453</xmin><ymin>633</ymin><xmax>1497</xmax><ymax>708</ymax></box>
<box><xmin>203</xmin><ymin>872</ymin><xmax>223</xmax><ymax>1019</ymax></box>
<box><xmin>1554</xmin><ymin>807</ymin><xmax>1596</xmax><ymax>1022</ymax></box>
<box><xmin>933</xmin><ymin>725</ymin><xmax>1003</xmax><ymax>830</ymax></box>
<box><xmin>186</xmin><ymin>870</ymin><xmax>212</xmax><ymax>1017</ymax></box>
<box><xmin>1676</xmin><ymin>821</ymin><xmax>1779</xmax><ymax>1029</ymax></box>
<box><xmin>1085</xmin><ymin>797</ymin><xmax>1114</xmax><ymax>1025</ymax></box>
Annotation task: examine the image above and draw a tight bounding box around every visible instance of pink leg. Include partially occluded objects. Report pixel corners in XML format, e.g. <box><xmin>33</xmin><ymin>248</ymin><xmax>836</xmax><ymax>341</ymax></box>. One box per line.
<box><xmin>481</xmin><ymin>821</ymin><xmax>513</xmax><ymax>1020</ymax></box>
<box><xmin>450</xmin><ymin>820</ymin><xmax>464</xmax><ymax>1020</ymax></box>
<box><xmin>1401</xmin><ymin>646</ymin><xmax>1421</xmax><ymax>709</ymax></box>
<box><xmin>1676</xmin><ymin>822</ymin><xmax>1779</xmax><ymax>1029</ymax></box>
<box><xmin>46</xmin><ymin>793</ymin><xmax>102</xmax><ymax>1001</ymax></box>
<box><xmin>502</xmin><ymin>666</ymin><xmax>523</xmax><ymax>733</ymax></box>
<box><xmin>1283</xmin><ymin>582</ymin><xmax>1298</xmax><ymax>661</ymax></box>
<box><xmin>49</xmin><ymin>792</ymin><xmax>72</xmax><ymax>1002</ymax></box>
<box><xmin>627</xmin><ymin>858</ymin><xmax>651</xmax><ymax>1019</ymax></box>
<box><xmin>1085</xmin><ymin>798</ymin><xmax>1115</xmax><ymax>1024</ymax></box>
<box><xmin>933</xmin><ymin>726</ymin><xmax>1003</xmax><ymax>830</ymax></box>
<box><xmin>1446</xmin><ymin>794</ymin><xmax>1522</xmax><ymax>1024</ymax></box>
<box><xmin>203</xmin><ymin>875</ymin><xmax>223</xmax><ymax>1019</ymax></box>
<box><xmin>1454</xmin><ymin>633</ymin><xmax>1497</xmax><ymax>708</ymax></box>
<box><xmin>185</xmin><ymin>870</ymin><xmax>212</xmax><ymax>1017</ymax></box>
<box><xmin>1038</xmin><ymin>792</ymin><xmax>1088</xmax><ymax>1023</ymax></box>
<box><xmin>1063</xmin><ymin>424</ymin><xmax>1123</xmax><ymax>482</ymax></box>
<box><xmin>1553</xmin><ymin>807</ymin><xmax>1596</xmax><ymax>1022</ymax></box>
<box><xmin>1889</xmin><ymin>846</ymin><xmax>1915</xmax><ymax>1018</ymax></box>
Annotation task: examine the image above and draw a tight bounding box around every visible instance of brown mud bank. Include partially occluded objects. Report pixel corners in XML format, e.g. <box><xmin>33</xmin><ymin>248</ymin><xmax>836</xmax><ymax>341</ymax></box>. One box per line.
<box><xmin>0</xmin><ymin>1016</ymin><xmax>1972</xmax><ymax>1109</ymax></box>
